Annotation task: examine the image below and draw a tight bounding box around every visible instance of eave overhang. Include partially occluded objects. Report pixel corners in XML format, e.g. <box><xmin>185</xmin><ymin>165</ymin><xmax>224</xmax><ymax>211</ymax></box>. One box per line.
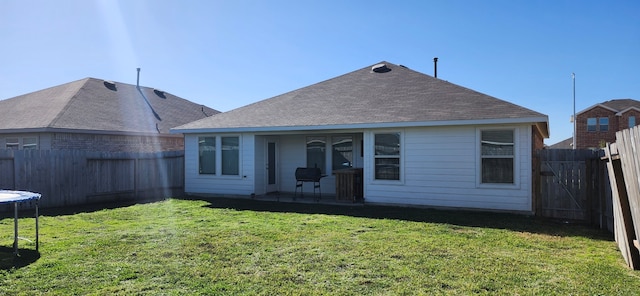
<box><xmin>171</xmin><ymin>116</ymin><xmax>550</xmax><ymax>138</ymax></box>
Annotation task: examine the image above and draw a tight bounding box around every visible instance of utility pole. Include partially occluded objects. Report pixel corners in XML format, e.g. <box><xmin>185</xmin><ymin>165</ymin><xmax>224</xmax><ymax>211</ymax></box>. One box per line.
<box><xmin>572</xmin><ymin>73</ymin><xmax>576</xmax><ymax>150</ymax></box>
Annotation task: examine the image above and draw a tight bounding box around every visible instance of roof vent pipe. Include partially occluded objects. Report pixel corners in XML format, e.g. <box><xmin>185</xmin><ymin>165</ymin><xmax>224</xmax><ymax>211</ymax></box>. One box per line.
<box><xmin>371</xmin><ymin>63</ymin><xmax>390</xmax><ymax>73</ymax></box>
<box><xmin>433</xmin><ymin>57</ymin><xmax>438</xmax><ymax>78</ymax></box>
<box><xmin>136</xmin><ymin>68</ymin><xmax>141</xmax><ymax>87</ymax></box>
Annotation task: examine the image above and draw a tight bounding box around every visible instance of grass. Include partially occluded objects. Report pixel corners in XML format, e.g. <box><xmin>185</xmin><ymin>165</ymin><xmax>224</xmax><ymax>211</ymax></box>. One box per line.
<box><xmin>1</xmin><ymin>196</ymin><xmax>639</xmax><ymax>295</ymax></box>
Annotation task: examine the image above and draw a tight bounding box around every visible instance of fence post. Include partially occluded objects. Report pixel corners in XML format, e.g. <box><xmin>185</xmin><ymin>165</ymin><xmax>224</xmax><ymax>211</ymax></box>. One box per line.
<box><xmin>533</xmin><ymin>150</ymin><xmax>541</xmax><ymax>216</ymax></box>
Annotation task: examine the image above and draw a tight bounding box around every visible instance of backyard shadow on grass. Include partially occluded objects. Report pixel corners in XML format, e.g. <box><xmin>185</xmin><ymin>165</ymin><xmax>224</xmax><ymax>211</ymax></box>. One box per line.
<box><xmin>185</xmin><ymin>195</ymin><xmax>612</xmax><ymax>241</ymax></box>
<box><xmin>3</xmin><ymin>197</ymin><xmax>169</xmax><ymax>219</ymax></box>
<box><xmin>0</xmin><ymin>247</ymin><xmax>40</xmax><ymax>270</ymax></box>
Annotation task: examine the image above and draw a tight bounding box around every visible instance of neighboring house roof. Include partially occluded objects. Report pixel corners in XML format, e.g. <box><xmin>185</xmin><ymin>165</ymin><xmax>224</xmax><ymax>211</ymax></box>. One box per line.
<box><xmin>548</xmin><ymin>137</ymin><xmax>573</xmax><ymax>149</ymax></box>
<box><xmin>172</xmin><ymin>61</ymin><xmax>549</xmax><ymax>137</ymax></box>
<box><xmin>576</xmin><ymin>98</ymin><xmax>640</xmax><ymax>116</ymax></box>
<box><xmin>0</xmin><ymin>78</ymin><xmax>219</xmax><ymax>135</ymax></box>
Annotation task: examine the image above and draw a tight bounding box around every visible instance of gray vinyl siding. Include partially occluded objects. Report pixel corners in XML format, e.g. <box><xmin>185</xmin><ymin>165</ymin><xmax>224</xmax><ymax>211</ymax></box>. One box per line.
<box><xmin>363</xmin><ymin>125</ymin><xmax>533</xmax><ymax>212</ymax></box>
<box><xmin>183</xmin><ymin>124</ymin><xmax>534</xmax><ymax>212</ymax></box>
<box><xmin>183</xmin><ymin>133</ymin><xmax>255</xmax><ymax>196</ymax></box>
<box><xmin>253</xmin><ymin>136</ymin><xmax>266</xmax><ymax>195</ymax></box>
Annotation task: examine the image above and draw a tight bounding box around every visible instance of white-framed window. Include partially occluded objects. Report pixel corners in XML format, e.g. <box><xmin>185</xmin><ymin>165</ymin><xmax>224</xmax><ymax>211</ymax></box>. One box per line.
<box><xmin>22</xmin><ymin>137</ymin><xmax>38</xmax><ymax>149</ymax></box>
<box><xmin>630</xmin><ymin>116</ymin><xmax>636</xmax><ymax>128</ymax></box>
<box><xmin>198</xmin><ymin>137</ymin><xmax>216</xmax><ymax>174</ymax></box>
<box><xmin>221</xmin><ymin>136</ymin><xmax>239</xmax><ymax>175</ymax></box>
<box><xmin>304</xmin><ymin>134</ymin><xmax>361</xmax><ymax>175</ymax></box>
<box><xmin>198</xmin><ymin>135</ymin><xmax>241</xmax><ymax>176</ymax></box>
<box><xmin>599</xmin><ymin>117</ymin><xmax>609</xmax><ymax>132</ymax></box>
<box><xmin>332</xmin><ymin>136</ymin><xmax>353</xmax><ymax>172</ymax></box>
<box><xmin>3</xmin><ymin>137</ymin><xmax>39</xmax><ymax>150</ymax></box>
<box><xmin>374</xmin><ymin>132</ymin><xmax>401</xmax><ymax>181</ymax></box>
<box><xmin>306</xmin><ymin>136</ymin><xmax>326</xmax><ymax>174</ymax></box>
<box><xmin>587</xmin><ymin>117</ymin><xmax>609</xmax><ymax>132</ymax></box>
<box><xmin>587</xmin><ymin>118</ymin><xmax>597</xmax><ymax>132</ymax></box>
<box><xmin>5</xmin><ymin>138</ymin><xmax>19</xmax><ymax>149</ymax></box>
<box><xmin>480</xmin><ymin>129</ymin><xmax>515</xmax><ymax>184</ymax></box>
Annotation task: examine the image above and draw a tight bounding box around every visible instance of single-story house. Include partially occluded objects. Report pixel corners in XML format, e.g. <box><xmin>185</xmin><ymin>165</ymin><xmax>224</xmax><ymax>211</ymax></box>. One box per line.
<box><xmin>0</xmin><ymin>77</ymin><xmax>219</xmax><ymax>152</ymax></box>
<box><xmin>171</xmin><ymin>61</ymin><xmax>549</xmax><ymax>213</ymax></box>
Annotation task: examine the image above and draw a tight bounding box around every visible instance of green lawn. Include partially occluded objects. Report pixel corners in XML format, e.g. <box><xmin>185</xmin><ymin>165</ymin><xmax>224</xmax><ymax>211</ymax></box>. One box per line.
<box><xmin>1</xmin><ymin>197</ymin><xmax>639</xmax><ymax>295</ymax></box>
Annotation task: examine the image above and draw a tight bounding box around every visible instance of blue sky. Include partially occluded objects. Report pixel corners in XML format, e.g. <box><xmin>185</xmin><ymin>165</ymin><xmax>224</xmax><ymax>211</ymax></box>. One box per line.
<box><xmin>1</xmin><ymin>1</ymin><xmax>638</xmax><ymax>145</ymax></box>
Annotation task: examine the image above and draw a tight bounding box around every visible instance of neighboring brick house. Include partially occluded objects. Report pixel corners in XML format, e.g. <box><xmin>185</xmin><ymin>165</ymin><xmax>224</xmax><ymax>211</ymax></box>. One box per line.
<box><xmin>575</xmin><ymin>98</ymin><xmax>640</xmax><ymax>149</ymax></box>
<box><xmin>0</xmin><ymin>78</ymin><xmax>219</xmax><ymax>152</ymax></box>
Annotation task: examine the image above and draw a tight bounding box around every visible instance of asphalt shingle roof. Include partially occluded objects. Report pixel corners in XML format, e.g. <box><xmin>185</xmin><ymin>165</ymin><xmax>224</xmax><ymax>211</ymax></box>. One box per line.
<box><xmin>0</xmin><ymin>78</ymin><xmax>219</xmax><ymax>134</ymax></box>
<box><xmin>548</xmin><ymin>137</ymin><xmax>573</xmax><ymax>149</ymax></box>
<box><xmin>174</xmin><ymin>61</ymin><xmax>548</xmax><ymax>134</ymax></box>
<box><xmin>600</xmin><ymin>99</ymin><xmax>640</xmax><ymax>112</ymax></box>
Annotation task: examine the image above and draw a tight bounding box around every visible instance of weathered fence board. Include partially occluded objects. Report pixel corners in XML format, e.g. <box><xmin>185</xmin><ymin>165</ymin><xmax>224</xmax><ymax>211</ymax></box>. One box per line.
<box><xmin>618</xmin><ymin>128</ymin><xmax>640</xmax><ymax>242</ymax></box>
<box><xmin>88</xmin><ymin>159</ymin><xmax>135</xmax><ymax>194</ymax></box>
<box><xmin>0</xmin><ymin>149</ymin><xmax>184</xmax><ymax>211</ymax></box>
<box><xmin>601</xmin><ymin>125</ymin><xmax>640</xmax><ymax>269</ymax></box>
<box><xmin>0</xmin><ymin>157</ymin><xmax>14</xmax><ymax>189</ymax></box>
<box><xmin>603</xmin><ymin>142</ymin><xmax>640</xmax><ymax>269</ymax></box>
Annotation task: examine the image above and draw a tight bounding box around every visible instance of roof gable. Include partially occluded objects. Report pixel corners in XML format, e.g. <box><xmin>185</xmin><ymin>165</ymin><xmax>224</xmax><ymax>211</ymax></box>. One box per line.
<box><xmin>0</xmin><ymin>78</ymin><xmax>219</xmax><ymax>135</ymax></box>
<box><xmin>0</xmin><ymin>79</ymin><xmax>87</xmax><ymax>130</ymax></box>
<box><xmin>577</xmin><ymin>98</ymin><xmax>640</xmax><ymax>116</ymax></box>
<box><xmin>174</xmin><ymin>61</ymin><xmax>548</xmax><ymax>136</ymax></box>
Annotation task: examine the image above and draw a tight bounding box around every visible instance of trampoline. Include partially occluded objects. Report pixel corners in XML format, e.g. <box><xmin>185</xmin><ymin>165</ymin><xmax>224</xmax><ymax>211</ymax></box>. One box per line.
<box><xmin>0</xmin><ymin>190</ymin><xmax>41</xmax><ymax>256</ymax></box>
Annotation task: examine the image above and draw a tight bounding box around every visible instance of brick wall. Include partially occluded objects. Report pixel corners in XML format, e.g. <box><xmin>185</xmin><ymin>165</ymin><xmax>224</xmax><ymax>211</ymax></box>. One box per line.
<box><xmin>576</xmin><ymin>106</ymin><xmax>640</xmax><ymax>149</ymax></box>
<box><xmin>617</xmin><ymin>109</ymin><xmax>640</xmax><ymax>131</ymax></box>
<box><xmin>51</xmin><ymin>132</ymin><xmax>184</xmax><ymax>152</ymax></box>
<box><xmin>532</xmin><ymin>125</ymin><xmax>545</xmax><ymax>151</ymax></box>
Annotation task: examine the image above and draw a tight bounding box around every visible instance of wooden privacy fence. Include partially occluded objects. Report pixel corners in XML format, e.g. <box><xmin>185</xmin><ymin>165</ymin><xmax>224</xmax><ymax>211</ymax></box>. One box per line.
<box><xmin>603</xmin><ymin>125</ymin><xmax>640</xmax><ymax>269</ymax></box>
<box><xmin>536</xmin><ymin>149</ymin><xmax>609</xmax><ymax>226</ymax></box>
<box><xmin>0</xmin><ymin>149</ymin><xmax>184</xmax><ymax>211</ymax></box>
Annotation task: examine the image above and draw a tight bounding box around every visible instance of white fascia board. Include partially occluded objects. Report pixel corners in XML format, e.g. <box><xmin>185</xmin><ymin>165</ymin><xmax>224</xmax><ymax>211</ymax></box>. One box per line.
<box><xmin>172</xmin><ymin>116</ymin><xmax>549</xmax><ymax>134</ymax></box>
